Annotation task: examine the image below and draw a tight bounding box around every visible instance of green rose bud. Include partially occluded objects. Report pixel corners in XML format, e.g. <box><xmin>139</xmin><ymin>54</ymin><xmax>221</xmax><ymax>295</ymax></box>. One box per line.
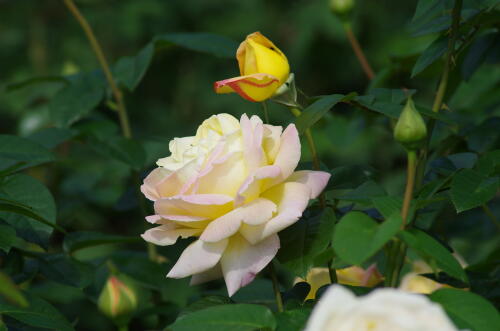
<box><xmin>394</xmin><ymin>97</ymin><xmax>427</xmax><ymax>150</ymax></box>
<box><xmin>98</xmin><ymin>275</ymin><xmax>138</xmax><ymax>326</ymax></box>
<box><xmin>329</xmin><ymin>0</ymin><xmax>355</xmax><ymax>16</ymax></box>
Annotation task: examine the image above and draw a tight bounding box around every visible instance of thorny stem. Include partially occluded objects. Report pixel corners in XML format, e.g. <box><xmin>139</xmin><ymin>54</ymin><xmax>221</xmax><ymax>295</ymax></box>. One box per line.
<box><xmin>269</xmin><ymin>262</ymin><xmax>284</xmax><ymax>312</ymax></box>
<box><xmin>63</xmin><ymin>0</ymin><xmax>157</xmax><ymax>261</ymax></box>
<box><xmin>344</xmin><ymin>24</ymin><xmax>375</xmax><ymax>80</ymax></box>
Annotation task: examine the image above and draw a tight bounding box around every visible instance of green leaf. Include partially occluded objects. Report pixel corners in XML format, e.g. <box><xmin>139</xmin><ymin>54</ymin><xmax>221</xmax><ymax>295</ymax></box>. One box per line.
<box><xmin>0</xmin><ymin>135</ymin><xmax>54</xmax><ymax>172</ymax></box>
<box><xmin>337</xmin><ymin>180</ymin><xmax>387</xmax><ymax>204</ymax></box>
<box><xmin>450</xmin><ymin>169</ymin><xmax>499</xmax><ymax>213</ymax></box>
<box><xmin>399</xmin><ymin>228</ymin><xmax>468</xmax><ymax>283</ymax></box>
<box><xmin>5</xmin><ymin>75</ymin><xmax>68</xmax><ymax>92</ymax></box>
<box><xmin>179</xmin><ymin>296</ymin><xmax>233</xmax><ymax>317</ymax></box>
<box><xmin>333</xmin><ymin>211</ymin><xmax>401</xmax><ymax>265</ymax></box>
<box><xmin>0</xmin><ymin>223</ymin><xmax>16</xmax><ymax>253</ymax></box>
<box><xmin>462</xmin><ymin>32</ymin><xmax>498</xmax><ymax>80</ymax></box>
<box><xmin>169</xmin><ymin>303</ymin><xmax>276</xmax><ymax>331</ymax></box>
<box><xmin>276</xmin><ymin>309</ymin><xmax>311</xmax><ymax>331</ymax></box>
<box><xmin>154</xmin><ymin>32</ymin><xmax>238</xmax><ymax>58</ymax></box>
<box><xmin>372</xmin><ymin>196</ymin><xmax>402</xmax><ymax>219</ymax></box>
<box><xmin>88</xmin><ymin>135</ymin><xmax>146</xmax><ymax>170</ymax></box>
<box><xmin>0</xmin><ymin>174</ymin><xmax>58</xmax><ymax>248</ymax></box>
<box><xmin>114</xmin><ymin>43</ymin><xmax>155</xmax><ymax>91</ymax></box>
<box><xmin>63</xmin><ymin>231</ymin><xmax>140</xmax><ymax>253</ymax></box>
<box><xmin>277</xmin><ymin>208</ymin><xmax>336</xmax><ymax>277</ymax></box>
<box><xmin>0</xmin><ymin>272</ymin><xmax>28</xmax><ymax>308</ymax></box>
<box><xmin>295</xmin><ymin>94</ymin><xmax>351</xmax><ymax>134</ymax></box>
<box><xmin>28</xmin><ymin>127</ymin><xmax>75</xmax><ymax>149</ymax></box>
<box><xmin>475</xmin><ymin>150</ymin><xmax>500</xmax><ymax>176</ymax></box>
<box><xmin>328</xmin><ymin>165</ymin><xmax>376</xmax><ymax>190</ymax></box>
<box><xmin>430</xmin><ymin>288</ymin><xmax>500</xmax><ymax>331</ymax></box>
<box><xmin>0</xmin><ymin>292</ymin><xmax>74</xmax><ymax>331</ymax></box>
<box><xmin>50</xmin><ymin>72</ymin><xmax>105</xmax><ymax>127</ymax></box>
<box><xmin>411</xmin><ymin>36</ymin><xmax>447</xmax><ymax>77</ymax></box>
<box><xmin>33</xmin><ymin>253</ymin><xmax>93</xmax><ymax>289</ymax></box>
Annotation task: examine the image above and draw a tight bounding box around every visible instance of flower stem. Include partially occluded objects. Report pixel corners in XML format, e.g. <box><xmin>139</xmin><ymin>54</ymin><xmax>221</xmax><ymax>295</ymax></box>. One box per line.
<box><xmin>415</xmin><ymin>0</ymin><xmax>462</xmax><ymax>189</ymax></box>
<box><xmin>344</xmin><ymin>24</ymin><xmax>375</xmax><ymax>80</ymax></box>
<box><xmin>261</xmin><ymin>101</ymin><xmax>270</xmax><ymax>124</ymax></box>
<box><xmin>118</xmin><ymin>325</ymin><xmax>129</xmax><ymax>331</ymax></box>
<box><xmin>63</xmin><ymin>0</ymin><xmax>157</xmax><ymax>261</ymax></box>
<box><xmin>62</xmin><ymin>0</ymin><xmax>131</xmax><ymax>139</ymax></box>
<box><xmin>269</xmin><ymin>262</ymin><xmax>284</xmax><ymax>312</ymax></box>
<box><xmin>328</xmin><ymin>259</ymin><xmax>338</xmax><ymax>284</ymax></box>
<box><xmin>386</xmin><ymin>150</ymin><xmax>417</xmax><ymax>287</ymax></box>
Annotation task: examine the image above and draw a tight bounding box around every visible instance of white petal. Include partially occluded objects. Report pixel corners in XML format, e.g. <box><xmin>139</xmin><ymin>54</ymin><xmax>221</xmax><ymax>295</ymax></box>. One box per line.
<box><xmin>141</xmin><ymin>225</ymin><xmax>201</xmax><ymax>246</ymax></box>
<box><xmin>220</xmin><ymin>234</ymin><xmax>280</xmax><ymax>296</ymax></box>
<box><xmin>304</xmin><ymin>285</ymin><xmax>357</xmax><ymax>331</ymax></box>
<box><xmin>167</xmin><ymin>239</ymin><xmax>228</xmax><ymax>278</ymax></box>
<box><xmin>287</xmin><ymin>170</ymin><xmax>331</xmax><ymax>198</ymax></box>
<box><xmin>190</xmin><ymin>264</ymin><xmax>223</xmax><ymax>285</ymax></box>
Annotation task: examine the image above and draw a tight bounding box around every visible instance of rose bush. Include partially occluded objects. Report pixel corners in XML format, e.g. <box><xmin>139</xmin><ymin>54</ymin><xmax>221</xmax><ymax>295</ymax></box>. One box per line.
<box><xmin>214</xmin><ymin>31</ymin><xmax>290</xmax><ymax>102</ymax></box>
<box><xmin>304</xmin><ymin>285</ymin><xmax>459</xmax><ymax>331</ymax></box>
<box><xmin>141</xmin><ymin>113</ymin><xmax>330</xmax><ymax>296</ymax></box>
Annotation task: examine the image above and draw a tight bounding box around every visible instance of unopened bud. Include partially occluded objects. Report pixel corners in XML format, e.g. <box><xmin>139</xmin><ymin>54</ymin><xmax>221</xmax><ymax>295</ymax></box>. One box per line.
<box><xmin>98</xmin><ymin>275</ymin><xmax>138</xmax><ymax>324</ymax></box>
<box><xmin>394</xmin><ymin>97</ymin><xmax>427</xmax><ymax>150</ymax></box>
<box><xmin>330</xmin><ymin>0</ymin><xmax>355</xmax><ymax>16</ymax></box>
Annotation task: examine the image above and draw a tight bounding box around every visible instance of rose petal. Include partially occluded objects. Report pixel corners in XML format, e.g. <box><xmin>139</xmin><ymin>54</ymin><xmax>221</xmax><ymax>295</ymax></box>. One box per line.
<box><xmin>266</xmin><ymin>124</ymin><xmax>301</xmax><ymax>189</ymax></box>
<box><xmin>239</xmin><ymin>182</ymin><xmax>311</xmax><ymax>244</ymax></box>
<box><xmin>154</xmin><ymin>194</ymin><xmax>233</xmax><ymax>220</ymax></box>
<box><xmin>262</xmin><ymin>124</ymin><xmax>282</xmax><ymax>163</ymax></box>
<box><xmin>287</xmin><ymin>170</ymin><xmax>331</xmax><ymax>198</ymax></box>
<box><xmin>235</xmin><ymin>165</ymin><xmax>281</xmax><ymax>206</ymax></box>
<box><xmin>190</xmin><ymin>264</ymin><xmax>223</xmax><ymax>285</ymax></box>
<box><xmin>304</xmin><ymin>285</ymin><xmax>357</xmax><ymax>331</ymax></box>
<box><xmin>214</xmin><ymin>73</ymin><xmax>280</xmax><ymax>102</ymax></box>
<box><xmin>141</xmin><ymin>167</ymin><xmax>175</xmax><ymax>201</ymax></box>
<box><xmin>220</xmin><ymin>234</ymin><xmax>280</xmax><ymax>296</ymax></box>
<box><xmin>195</xmin><ymin>152</ymin><xmax>247</xmax><ymax>197</ymax></box>
<box><xmin>240</xmin><ymin>114</ymin><xmax>265</xmax><ymax>172</ymax></box>
<box><xmin>141</xmin><ymin>225</ymin><xmax>202</xmax><ymax>246</ymax></box>
<box><xmin>200</xmin><ymin>198</ymin><xmax>277</xmax><ymax>243</ymax></box>
<box><xmin>167</xmin><ymin>239</ymin><xmax>228</xmax><ymax>278</ymax></box>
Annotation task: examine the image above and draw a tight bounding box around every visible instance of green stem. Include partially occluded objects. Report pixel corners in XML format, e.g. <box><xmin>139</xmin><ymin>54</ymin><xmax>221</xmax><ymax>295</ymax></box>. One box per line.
<box><xmin>481</xmin><ymin>204</ymin><xmax>500</xmax><ymax>231</ymax></box>
<box><xmin>416</xmin><ymin>0</ymin><xmax>462</xmax><ymax>189</ymax></box>
<box><xmin>63</xmin><ymin>0</ymin><xmax>157</xmax><ymax>261</ymax></box>
<box><xmin>386</xmin><ymin>150</ymin><xmax>417</xmax><ymax>287</ymax></box>
<box><xmin>269</xmin><ymin>262</ymin><xmax>283</xmax><ymax>312</ymax></box>
<box><xmin>328</xmin><ymin>259</ymin><xmax>338</xmax><ymax>284</ymax></box>
<box><xmin>261</xmin><ymin>101</ymin><xmax>270</xmax><ymax>124</ymax></box>
<box><xmin>62</xmin><ymin>0</ymin><xmax>131</xmax><ymax>138</ymax></box>
<box><xmin>118</xmin><ymin>325</ymin><xmax>128</xmax><ymax>331</ymax></box>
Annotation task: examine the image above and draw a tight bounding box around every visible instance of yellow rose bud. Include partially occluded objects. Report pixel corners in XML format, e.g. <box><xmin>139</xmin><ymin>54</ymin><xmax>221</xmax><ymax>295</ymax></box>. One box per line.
<box><xmin>296</xmin><ymin>265</ymin><xmax>383</xmax><ymax>300</ymax></box>
<box><xmin>394</xmin><ymin>97</ymin><xmax>427</xmax><ymax>150</ymax></box>
<box><xmin>214</xmin><ymin>32</ymin><xmax>290</xmax><ymax>102</ymax></box>
<box><xmin>98</xmin><ymin>275</ymin><xmax>138</xmax><ymax>323</ymax></box>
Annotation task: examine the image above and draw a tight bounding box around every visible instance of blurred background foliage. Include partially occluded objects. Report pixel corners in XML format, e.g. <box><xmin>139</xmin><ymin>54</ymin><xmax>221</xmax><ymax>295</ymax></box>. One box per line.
<box><xmin>0</xmin><ymin>0</ymin><xmax>499</xmax><ymax>330</ymax></box>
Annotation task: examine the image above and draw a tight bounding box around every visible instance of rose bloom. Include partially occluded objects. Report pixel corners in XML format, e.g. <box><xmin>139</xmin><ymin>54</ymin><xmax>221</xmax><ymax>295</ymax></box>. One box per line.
<box><xmin>141</xmin><ymin>113</ymin><xmax>330</xmax><ymax>296</ymax></box>
<box><xmin>214</xmin><ymin>32</ymin><xmax>290</xmax><ymax>102</ymax></box>
<box><xmin>304</xmin><ymin>285</ymin><xmax>459</xmax><ymax>331</ymax></box>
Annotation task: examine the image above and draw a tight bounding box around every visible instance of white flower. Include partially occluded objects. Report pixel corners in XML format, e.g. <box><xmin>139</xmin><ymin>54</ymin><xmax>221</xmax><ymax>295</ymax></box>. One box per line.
<box><xmin>304</xmin><ymin>285</ymin><xmax>459</xmax><ymax>331</ymax></box>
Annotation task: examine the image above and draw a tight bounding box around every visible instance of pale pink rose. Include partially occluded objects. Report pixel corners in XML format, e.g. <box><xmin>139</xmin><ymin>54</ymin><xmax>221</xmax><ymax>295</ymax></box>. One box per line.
<box><xmin>305</xmin><ymin>285</ymin><xmax>459</xmax><ymax>331</ymax></box>
<box><xmin>141</xmin><ymin>113</ymin><xmax>330</xmax><ymax>296</ymax></box>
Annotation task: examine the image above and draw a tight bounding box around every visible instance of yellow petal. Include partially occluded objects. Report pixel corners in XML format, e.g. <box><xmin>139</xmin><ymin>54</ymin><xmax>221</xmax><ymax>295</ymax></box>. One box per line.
<box><xmin>236</xmin><ymin>32</ymin><xmax>289</xmax><ymax>84</ymax></box>
<box><xmin>214</xmin><ymin>73</ymin><xmax>280</xmax><ymax>102</ymax></box>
